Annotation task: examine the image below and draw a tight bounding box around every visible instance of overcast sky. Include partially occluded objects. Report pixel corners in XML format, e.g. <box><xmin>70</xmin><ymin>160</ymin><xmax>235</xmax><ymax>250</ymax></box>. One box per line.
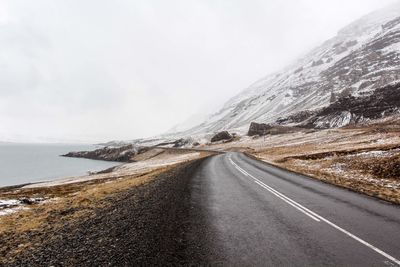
<box><xmin>0</xmin><ymin>0</ymin><xmax>397</xmax><ymax>143</ymax></box>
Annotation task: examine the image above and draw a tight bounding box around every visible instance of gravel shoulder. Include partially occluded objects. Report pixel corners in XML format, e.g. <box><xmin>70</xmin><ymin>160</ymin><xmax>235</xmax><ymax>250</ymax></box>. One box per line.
<box><xmin>2</xmin><ymin>157</ymin><xmax>218</xmax><ymax>266</ymax></box>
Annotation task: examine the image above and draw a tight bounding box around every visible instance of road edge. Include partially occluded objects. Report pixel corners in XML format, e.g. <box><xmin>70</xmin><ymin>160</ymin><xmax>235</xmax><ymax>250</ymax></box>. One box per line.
<box><xmin>243</xmin><ymin>152</ymin><xmax>399</xmax><ymax>205</ymax></box>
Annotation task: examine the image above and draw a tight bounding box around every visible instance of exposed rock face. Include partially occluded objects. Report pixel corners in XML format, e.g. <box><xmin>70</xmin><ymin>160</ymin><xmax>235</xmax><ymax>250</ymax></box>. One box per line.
<box><xmin>156</xmin><ymin>138</ymin><xmax>192</xmax><ymax>148</ymax></box>
<box><xmin>192</xmin><ymin>142</ymin><xmax>200</xmax><ymax>147</ymax></box>
<box><xmin>62</xmin><ymin>144</ymin><xmax>146</xmax><ymax>162</ymax></box>
<box><xmin>173</xmin><ymin>3</ymin><xmax>400</xmax><ymax>134</ymax></box>
<box><xmin>172</xmin><ymin>138</ymin><xmax>191</xmax><ymax>148</ymax></box>
<box><xmin>248</xmin><ymin>122</ymin><xmax>304</xmax><ymax>136</ymax></box>
<box><xmin>211</xmin><ymin>131</ymin><xmax>232</xmax><ymax>142</ymax></box>
<box><xmin>248</xmin><ymin>122</ymin><xmax>272</xmax><ymax>136</ymax></box>
<box><xmin>0</xmin><ymin>198</ymin><xmax>45</xmax><ymax>209</ymax></box>
<box><xmin>277</xmin><ymin>83</ymin><xmax>400</xmax><ymax>128</ymax></box>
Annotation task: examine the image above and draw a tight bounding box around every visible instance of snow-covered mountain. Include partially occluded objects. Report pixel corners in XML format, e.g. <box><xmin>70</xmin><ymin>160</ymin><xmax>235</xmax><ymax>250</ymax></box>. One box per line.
<box><xmin>178</xmin><ymin>2</ymin><xmax>400</xmax><ymax>135</ymax></box>
<box><xmin>165</xmin><ymin>113</ymin><xmax>208</xmax><ymax>134</ymax></box>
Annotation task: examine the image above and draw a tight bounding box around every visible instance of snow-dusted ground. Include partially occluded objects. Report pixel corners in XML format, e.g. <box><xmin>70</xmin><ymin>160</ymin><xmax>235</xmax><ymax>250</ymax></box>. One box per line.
<box><xmin>0</xmin><ymin>206</ymin><xmax>27</xmax><ymax>216</ymax></box>
<box><xmin>23</xmin><ymin>151</ymin><xmax>201</xmax><ymax>188</ymax></box>
<box><xmin>0</xmin><ymin>198</ymin><xmax>45</xmax><ymax>216</ymax></box>
<box><xmin>204</xmin><ymin>123</ymin><xmax>400</xmax><ymax>203</ymax></box>
<box><xmin>166</xmin><ymin>2</ymin><xmax>400</xmax><ymax>136</ymax></box>
<box><xmin>0</xmin><ymin>150</ymin><xmax>203</xmax><ymax>216</ymax></box>
<box><xmin>0</xmin><ymin>199</ymin><xmax>20</xmax><ymax>207</ymax></box>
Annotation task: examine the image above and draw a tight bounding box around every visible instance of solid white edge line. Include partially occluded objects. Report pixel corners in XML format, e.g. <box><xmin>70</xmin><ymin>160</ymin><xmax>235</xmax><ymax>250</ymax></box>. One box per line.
<box><xmin>231</xmin><ymin>157</ymin><xmax>320</xmax><ymax>221</ymax></box>
<box><xmin>229</xmin><ymin>157</ymin><xmax>400</xmax><ymax>266</ymax></box>
<box><xmin>253</xmin><ymin>180</ymin><xmax>320</xmax><ymax>222</ymax></box>
<box><xmin>254</xmin><ymin>179</ymin><xmax>323</xmax><ymax>220</ymax></box>
<box><xmin>316</xmin><ymin>215</ymin><xmax>400</xmax><ymax>266</ymax></box>
<box><xmin>232</xmin><ymin>158</ymin><xmax>322</xmax><ymax>220</ymax></box>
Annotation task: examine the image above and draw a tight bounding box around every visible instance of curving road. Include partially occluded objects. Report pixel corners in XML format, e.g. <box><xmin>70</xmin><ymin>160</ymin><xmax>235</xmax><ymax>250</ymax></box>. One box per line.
<box><xmin>7</xmin><ymin>152</ymin><xmax>400</xmax><ymax>266</ymax></box>
<box><xmin>192</xmin><ymin>152</ymin><xmax>400</xmax><ymax>266</ymax></box>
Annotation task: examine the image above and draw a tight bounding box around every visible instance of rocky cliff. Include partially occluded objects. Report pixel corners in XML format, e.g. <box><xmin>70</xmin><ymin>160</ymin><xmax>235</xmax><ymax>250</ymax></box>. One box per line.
<box><xmin>177</xmin><ymin>3</ymin><xmax>400</xmax><ymax>135</ymax></box>
<box><xmin>62</xmin><ymin>145</ymin><xmax>148</xmax><ymax>162</ymax></box>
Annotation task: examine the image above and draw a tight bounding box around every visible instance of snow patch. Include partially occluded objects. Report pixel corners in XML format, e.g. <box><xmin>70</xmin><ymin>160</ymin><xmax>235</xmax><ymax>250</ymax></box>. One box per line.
<box><xmin>0</xmin><ymin>206</ymin><xmax>27</xmax><ymax>216</ymax></box>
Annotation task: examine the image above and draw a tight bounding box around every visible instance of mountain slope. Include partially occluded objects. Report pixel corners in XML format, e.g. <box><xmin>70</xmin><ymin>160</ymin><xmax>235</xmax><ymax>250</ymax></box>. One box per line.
<box><xmin>180</xmin><ymin>3</ymin><xmax>400</xmax><ymax>135</ymax></box>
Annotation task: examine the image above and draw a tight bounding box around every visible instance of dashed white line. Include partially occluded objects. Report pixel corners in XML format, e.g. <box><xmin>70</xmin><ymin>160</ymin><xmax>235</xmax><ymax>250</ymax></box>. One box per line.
<box><xmin>228</xmin><ymin>156</ymin><xmax>400</xmax><ymax>266</ymax></box>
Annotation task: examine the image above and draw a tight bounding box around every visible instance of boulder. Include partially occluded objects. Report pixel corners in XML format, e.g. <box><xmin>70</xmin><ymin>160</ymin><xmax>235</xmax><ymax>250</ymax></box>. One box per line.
<box><xmin>172</xmin><ymin>138</ymin><xmax>190</xmax><ymax>148</ymax></box>
<box><xmin>311</xmin><ymin>59</ymin><xmax>324</xmax><ymax>67</ymax></box>
<box><xmin>192</xmin><ymin>142</ymin><xmax>200</xmax><ymax>147</ymax></box>
<box><xmin>211</xmin><ymin>131</ymin><xmax>232</xmax><ymax>142</ymax></box>
<box><xmin>247</xmin><ymin>122</ymin><xmax>272</xmax><ymax>136</ymax></box>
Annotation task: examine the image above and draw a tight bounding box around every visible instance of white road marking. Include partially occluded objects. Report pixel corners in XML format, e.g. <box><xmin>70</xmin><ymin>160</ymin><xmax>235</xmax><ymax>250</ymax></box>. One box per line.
<box><xmin>229</xmin><ymin>156</ymin><xmax>400</xmax><ymax>266</ymax></box>
<box><xmin>229</xmin><ymin>158</ymin><xmax>320</xmax><ymax>221</ymax></box>
<box><xmin>254</xmin><ymin>180</ymin><xmax>320</xmax><ymax>222</ymax></box>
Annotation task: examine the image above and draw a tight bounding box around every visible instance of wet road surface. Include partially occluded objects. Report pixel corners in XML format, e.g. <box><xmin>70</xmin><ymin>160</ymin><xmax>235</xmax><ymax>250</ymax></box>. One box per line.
<box><xmin>192</xmin><ymin>152</ymin><xmax>400</xmax><ymax>266</ymax></box>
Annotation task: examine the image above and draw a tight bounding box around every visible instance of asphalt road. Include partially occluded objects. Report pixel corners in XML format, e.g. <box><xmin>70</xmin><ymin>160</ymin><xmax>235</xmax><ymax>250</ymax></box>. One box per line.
<box><xmin>193</xmin><ymin>152</ymin><xmax>400</xmax><ymax>266</ymax></box>
<box><xmin>6</xmin><ymin>152</ymin><xmax>400</xmax><ymax>266</ymax></box>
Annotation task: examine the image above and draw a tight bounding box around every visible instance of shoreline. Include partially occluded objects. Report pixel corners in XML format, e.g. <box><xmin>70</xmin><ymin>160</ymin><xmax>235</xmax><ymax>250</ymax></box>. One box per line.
<box><xmin>0</xmin><ymin>161</ymin><xmax>123</xmax><ymax>191</ymax></box>
<box><xmin>0</xmin><ymin>148</ymin><xmax>213</xmax><ymax>216</ymax></box>
<box><xmin>0</xmin><ymin>126</ymin><xmax>399</xmax><ymax>263</ymax></box>
<box><xmin>0</xmin><ymin>157</ymin><xmax>212</xmax><ymax>265</ymax></box>
<box><xmin>0</xmin><ymin>143</ymin><xmax>123</xmax><ymax>189</ymax></box>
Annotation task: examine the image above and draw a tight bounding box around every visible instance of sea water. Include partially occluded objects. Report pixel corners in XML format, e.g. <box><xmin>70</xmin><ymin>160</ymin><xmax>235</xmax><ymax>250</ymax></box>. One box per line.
<box><xmin>0</xmin><ymin>143</ymin><xmax>120</xmax><ymax>187</ymax></box>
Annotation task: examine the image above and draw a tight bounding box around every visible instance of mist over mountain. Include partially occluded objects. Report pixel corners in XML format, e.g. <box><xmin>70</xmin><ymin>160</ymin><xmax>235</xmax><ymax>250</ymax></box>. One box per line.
<box><xmin>176</xmin><ymin>2</ymin><xmax>400</xmax><ymax>136</ymax></box>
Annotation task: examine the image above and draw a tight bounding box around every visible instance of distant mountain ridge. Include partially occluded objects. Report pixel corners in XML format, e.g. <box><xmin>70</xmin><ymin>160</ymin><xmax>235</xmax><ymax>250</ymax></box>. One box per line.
<box><xmin>176</xmin><ymin>2</ymin><xmax>400</xmax><ymax>135</ymax></box>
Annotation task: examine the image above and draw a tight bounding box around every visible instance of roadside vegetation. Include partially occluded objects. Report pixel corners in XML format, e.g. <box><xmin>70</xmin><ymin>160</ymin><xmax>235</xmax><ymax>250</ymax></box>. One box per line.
<box><xmin>209</xmin><ymin>116</ymin><xmax>400</xmax><ymax>204</ymax></box>
<box><xmin>0</xmin><ymin>149</ymin><xmax>213</xmax><ymax>264</ymax></box>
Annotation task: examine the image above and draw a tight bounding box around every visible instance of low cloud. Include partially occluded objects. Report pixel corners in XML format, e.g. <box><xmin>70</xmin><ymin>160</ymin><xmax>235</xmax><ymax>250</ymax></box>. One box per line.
<box><xmin>0</xmin><ymin>0</ymin><xmax>397</xmax><ymax>142</ymax></box>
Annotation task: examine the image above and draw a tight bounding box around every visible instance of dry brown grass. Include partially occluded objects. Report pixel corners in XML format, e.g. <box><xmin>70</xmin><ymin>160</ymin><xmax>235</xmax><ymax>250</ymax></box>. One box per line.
<box><xmin>224</xmin><ymin>119</ymin><xmax>400</xmax><ymax>204</ymax></box>
<box><xmin>349</xmin><ymin>154</ymin><xmax>400</xmax><ymax>180</ymax></box>
<box><xmin>132</xmin><ymin>148</ymin><xmax>165</xmax><ymax>161</ymax></box>
<box><xmin>0</xmin><ymin>165</ymin><xmax>178</xmax><ymax>262</ymax></box>
<box><xmin>280</xmin><ymin>158</ymin><xmax>400</xmax><ymax>204</ymax></box>
<box><xmin>0</xmin><ymin>170</ymin><xmax>154</xmax><ymax>233</ymax></box>
<box><xmin>0</xmin><ymin>150</ymin><xmax>215</xmax><ymax>235</ymax></box>
<box><xmin>0</xmin><ymin>148</ymin><xmax>217</xmax><ymax>263</ymax></box>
